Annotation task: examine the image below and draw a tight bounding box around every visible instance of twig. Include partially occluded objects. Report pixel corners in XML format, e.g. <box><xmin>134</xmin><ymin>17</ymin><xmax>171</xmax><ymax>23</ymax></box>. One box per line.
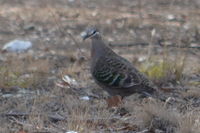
<box><xmin>137</xmin><ymin>129</ymin><xmax>149</xmax><ymax>133</ymax></box>
<box><xmin>46</xmin><ymin>7</ymin><xmax>85</xmax><ymax>56</ymax></box>
<box><xmin>9</xmin><ymin>116</ymin><xmax>32</xmax><ymax>127</ymax></box>
<box><xmin>109</xmin><ymin>42</ymin><xmax>200</xmax><ymax>49</ymax></box>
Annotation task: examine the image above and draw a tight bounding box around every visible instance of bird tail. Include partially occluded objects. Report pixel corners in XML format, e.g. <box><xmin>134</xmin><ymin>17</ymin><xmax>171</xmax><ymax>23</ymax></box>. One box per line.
<box><xmin>140</xmin><ymin>87</ymin><xmax>167</xmax><ymax>102</ymax></box>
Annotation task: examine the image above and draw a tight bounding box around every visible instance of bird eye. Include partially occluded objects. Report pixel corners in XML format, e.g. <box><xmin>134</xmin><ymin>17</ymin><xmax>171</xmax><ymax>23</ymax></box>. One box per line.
<box><xmin>92</xmin><ymin>30</ymin><xmax>96</xmax><ymax>34</ymax></box>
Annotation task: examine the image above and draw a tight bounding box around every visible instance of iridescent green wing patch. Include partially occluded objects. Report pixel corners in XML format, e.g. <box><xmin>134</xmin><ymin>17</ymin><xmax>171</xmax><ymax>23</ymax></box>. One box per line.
<box><xmin>93</xmin><ymin>63</ymin><xmax>126</xmax><ymax>87</ymax></box>
<box><xmin>93</xmin><ymin>57</ymin><xmax>139</xmax><ymax>88</ymax></box>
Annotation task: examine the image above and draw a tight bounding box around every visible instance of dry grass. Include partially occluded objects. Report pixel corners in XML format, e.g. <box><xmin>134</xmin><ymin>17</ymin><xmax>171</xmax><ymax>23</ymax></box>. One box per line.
<box><xmin>140</xmin><ymin>55</ymin><xmax>186</xmax><ymax>86</ymax></box>
<box><xmin>177</xmin><ymin>112</ymin><xmax>200</xmax><ymax>133</ymax></box>
<box><xmin>136</xmin><ymin>101</ymin><xmax>179</xmax><ymax>131</ymax></box>
<box><xmin>65</xmin><ymin>99</ymin><xmax>108</xmax><ymax>132</ymax></box>
<box><xmin>0</xmin><ymin>55</ymin><xmax>50</xmax><ymax>89</ymax></box>
<box><xmin>134</xmin><ymin>100</ymin><xmax>200</xmax><ymax>132</ymax></box>
<box><xmin>182</xmin><ymin>87</ymin><xmax>200</xmax><ymax>98</ymax></box>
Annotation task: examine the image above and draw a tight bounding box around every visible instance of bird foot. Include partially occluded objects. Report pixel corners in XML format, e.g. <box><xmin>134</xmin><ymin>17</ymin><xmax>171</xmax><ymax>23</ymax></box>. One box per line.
<box><xmin>106</xmin><ymin>95</ymin><xmax>123</xmax><ymax>108</ymax></box>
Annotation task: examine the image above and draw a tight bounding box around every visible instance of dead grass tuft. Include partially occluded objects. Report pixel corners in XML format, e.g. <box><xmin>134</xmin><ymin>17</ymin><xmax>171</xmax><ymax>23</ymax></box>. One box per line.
<box><xmin>177</xmin><ymin>111</ymin><xmax>200</xmax><ymax>133</ymax></box>
<box><xmin>0</xmin><ymin>55</ymin><xmax>50</xmax><ymax>89</ymax></box>
<box><xmin>136</xmin><ymin>101</ymin><xmax>179</xmax><ymax>132</ymax></box>
<box><xmin>182</xmin><ymin>87</ymin><xmax>200</xmax><ymax>98</ymax></box>
<box><xmin>141</xmin><ymin>52</ymin><xmax>187</xmax><ymax>86</ymax></box>
<box><xmin>55</xmin><ymin>94</ymin><xmax>111</xmax><ymax>132</ymax></box>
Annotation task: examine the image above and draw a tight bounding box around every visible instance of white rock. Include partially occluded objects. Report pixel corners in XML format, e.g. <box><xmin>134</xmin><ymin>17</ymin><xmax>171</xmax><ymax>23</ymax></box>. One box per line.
<box><xmin>68</xmin><ymin>0</ymin><xmax>74</xmax><ymax>2</ymax></box>
<box><xmin>183</xmin><ymin>23</ymin><xmax>191</xmax><ymax>30</ymax></box>
<box><xmin>151</xmin><ymin>28</ymin><xmax>156</xmax><ymax>37</ymax></box>
<box><xmin>166</xmin><ymin>14</ymin><xmax>175</xmax><ymax>21</ymax></box>
<box><xmin>138</xmin><ymin>56</ymin><xmax>147</xmax><ymax>62</ymax></box>
<box><xmin>80</xmin><ymin>96</ymin><xmax>90</xmax><ymax>101</ymax></box>
<box><xmin>62</xmin><ymin>75</ymin><xmax>78</xmax><ymax>86</ymax></box>
<box><xmin>66</xmin><ymin>131</ymin><xmax>78</xmax><ymax>133</ymax></box>
<box><xmin>2</xmin><ymin>39</ymin><xmax>32</xmax><ymax>52</ymax></box>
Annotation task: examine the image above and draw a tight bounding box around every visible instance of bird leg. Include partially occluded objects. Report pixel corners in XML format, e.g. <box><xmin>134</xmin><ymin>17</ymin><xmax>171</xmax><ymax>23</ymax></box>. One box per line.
<box><xmin>106</xmin><ymin>95</ymin><xmax>123</xmax><ymax>108</ymax></box>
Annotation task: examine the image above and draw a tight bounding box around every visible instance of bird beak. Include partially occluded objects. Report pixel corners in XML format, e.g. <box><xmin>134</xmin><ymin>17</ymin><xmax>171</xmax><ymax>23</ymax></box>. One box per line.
<box><xmin>80</xmin><ymin>31</ymin><xmax>89</xmax><ymax>40</ymax></box>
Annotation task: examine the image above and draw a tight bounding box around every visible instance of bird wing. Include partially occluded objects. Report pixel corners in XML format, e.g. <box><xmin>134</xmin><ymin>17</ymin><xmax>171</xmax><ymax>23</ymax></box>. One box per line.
<box><xmin>92</xmin><ymin>56</ymin><xmax>143</xmax><ymax>88</ymax></box>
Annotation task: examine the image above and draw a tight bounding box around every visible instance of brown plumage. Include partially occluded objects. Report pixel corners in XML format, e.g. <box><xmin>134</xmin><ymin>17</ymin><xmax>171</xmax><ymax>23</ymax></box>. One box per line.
<box><xmin>81</xmin><ymin>27</ymin><xmax>163</xmax><ymax>100</ymax></box>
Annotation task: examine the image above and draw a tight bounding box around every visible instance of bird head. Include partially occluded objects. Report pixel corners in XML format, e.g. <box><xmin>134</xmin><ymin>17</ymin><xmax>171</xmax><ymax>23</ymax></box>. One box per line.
<box><xmin>81</xmin><ymin>27</ymin><xmax>100</xmax><ymax>40</ymax></box>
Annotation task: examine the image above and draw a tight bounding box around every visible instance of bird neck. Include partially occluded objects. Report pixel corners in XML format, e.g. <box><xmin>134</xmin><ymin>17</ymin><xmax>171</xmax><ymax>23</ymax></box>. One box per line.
<box><xmin>91</xmin><ymin>37</ymin><xmax>110</xmax><ymax>58</ymax></box>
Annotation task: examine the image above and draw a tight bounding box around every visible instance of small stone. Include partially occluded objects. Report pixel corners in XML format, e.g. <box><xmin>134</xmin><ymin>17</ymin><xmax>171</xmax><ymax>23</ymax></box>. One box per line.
<box><xmin>62</xmin><ymin>75</ymin><xmax>78</xmax><ymax>87</ymax></box>
<box><xmin>68</xmin><ymin>0</ymin><xmax>74</xmax><ymax>2</ymax></box>
<box><xmin>138</xmin><ymin>56</ymin><xmax>147</xmax><ymax>62</ymax></box>
<box><xmin>66</xmin><ymin>131</ymin><xmax>78</xmax><ymax>133</ymax></box>
<box><xmin>166</xmin><ymin>14</ymin><xmax>175</xmax><ymax>21</ymax></box>
<box><xmin>2</xmin><ymin>39</ymin><xmax>32</xmax><ymax>53</ymax></box>
<box><xmin>79</xmin><ymin>96</ymin><xmax>90</xmax><ymax>101</ymax></box>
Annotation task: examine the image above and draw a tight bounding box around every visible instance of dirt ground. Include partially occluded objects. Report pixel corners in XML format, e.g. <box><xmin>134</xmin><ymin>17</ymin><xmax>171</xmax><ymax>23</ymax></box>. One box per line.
<box><xmin>0</xmin><ymin>0</ymin><xmax>200</xmax><ymax>132</ymax></box>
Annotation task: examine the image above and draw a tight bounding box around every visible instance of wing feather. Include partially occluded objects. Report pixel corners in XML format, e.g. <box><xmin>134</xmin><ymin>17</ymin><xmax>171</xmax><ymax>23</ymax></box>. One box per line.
<box><xmin>92</xmin><ymin>56</ymin><xmax>143</xmax><ymax>88</ymax></box>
